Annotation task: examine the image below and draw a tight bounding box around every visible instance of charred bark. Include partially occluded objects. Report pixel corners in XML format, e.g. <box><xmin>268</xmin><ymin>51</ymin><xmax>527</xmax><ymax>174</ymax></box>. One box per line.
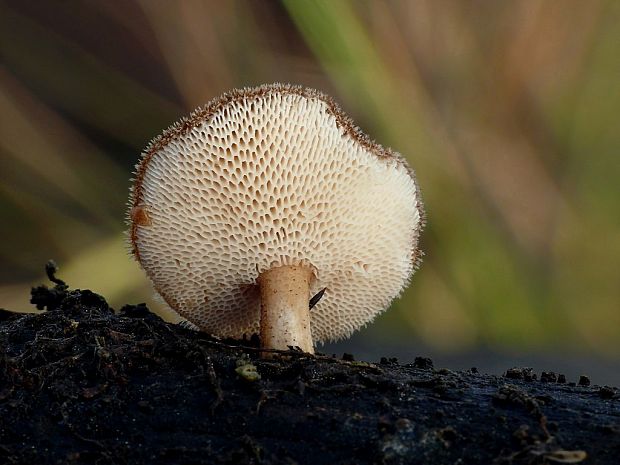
<box><xmin>0</xmin><ymin>267</ymin><xmax>618</xmax><ymax>464</ymax></box>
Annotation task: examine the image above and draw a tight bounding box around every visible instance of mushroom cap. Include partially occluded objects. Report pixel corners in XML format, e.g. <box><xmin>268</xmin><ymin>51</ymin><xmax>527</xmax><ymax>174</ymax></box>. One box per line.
<box><xmin>129</xmin><ymin>84</ymin><xmax>424</xmax><ymax>343</ymax></box>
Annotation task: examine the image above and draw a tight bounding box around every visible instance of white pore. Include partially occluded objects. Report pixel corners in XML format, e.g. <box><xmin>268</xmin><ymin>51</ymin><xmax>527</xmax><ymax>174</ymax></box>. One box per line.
<box><xmin>132</xmin><ymin>87</ymin><xmax>423</xmax><ymax>343</ymax></box>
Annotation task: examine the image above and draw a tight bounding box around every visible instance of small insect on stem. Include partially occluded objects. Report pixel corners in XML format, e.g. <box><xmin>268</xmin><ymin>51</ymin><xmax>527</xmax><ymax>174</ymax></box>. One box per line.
<box><xmin>309</xmin><ymin>288</ymin><xmax>327</xmax><ymax>310</ymax></box>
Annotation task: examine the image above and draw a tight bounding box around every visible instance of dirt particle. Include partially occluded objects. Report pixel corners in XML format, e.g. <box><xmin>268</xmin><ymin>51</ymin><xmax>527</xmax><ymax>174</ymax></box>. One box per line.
<box><xmin>579</xmin><ymin>375</ymin><xmax>591</xmax><ymax>386</ymax></box>
<box><xmin>599</xmin><ymin>424</ymin><xmax>620</xmax><ymax>435</ymax></box>
<box><xmin>599</xmin><ymin>386</ymin><xmax>617</xmax><ymax>399</ymax></box>
<box><xmin>437</xmin><ymin>426</ymin><xmax>458</xmax><ymax>446</ymax></box>
<box><xmin>505</xmin><ymin>367</ymin><xmax>526</xmax><ymax>380</ymax></box>
<box><xmin>504</xmin><ymin>367</ymin><xmax>537</xmax><ymax>381</ymax></box>
<box><xmin>413</xmin><ymin>356</ymin><xmax>433</xmax><ymax>370</ymax></box>
<box><xmin>541</xmin><ymin>371</ymin><xmax>557</xmax><ymax>383</ymax></box>
<box><xmin>137</xmin><ymin>400</ymin><xmax>154</xmax><ymax>413</ymax></box>
<box><xmin>493</xmin><ymin>385</ymin><xmax>544</xmax><ymax>419</ymax></box>
<box><xmin>394</xmin><ymin>418</ymin><xmax>412</xmax><ymax>431</ymax></box>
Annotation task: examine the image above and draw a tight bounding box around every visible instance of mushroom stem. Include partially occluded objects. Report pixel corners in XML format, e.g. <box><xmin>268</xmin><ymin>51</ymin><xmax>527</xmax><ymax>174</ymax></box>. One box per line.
<box><xmin>258</xmin><ymin>264</ymin><xmax>314</xmax><ymax>355</ymax></box>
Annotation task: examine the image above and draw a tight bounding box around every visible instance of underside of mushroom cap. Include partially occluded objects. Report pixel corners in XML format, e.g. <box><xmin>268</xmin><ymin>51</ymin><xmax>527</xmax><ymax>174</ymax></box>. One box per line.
<box><xmin>129</xmin><ymin>84</ymin><xmax>424</xmax><ymax>343</ymax></box>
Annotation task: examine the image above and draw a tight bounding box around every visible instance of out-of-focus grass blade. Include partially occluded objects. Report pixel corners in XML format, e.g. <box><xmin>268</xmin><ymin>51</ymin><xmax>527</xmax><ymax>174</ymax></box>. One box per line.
<box><xmin>283</xmin><ymin>0</ymin><xmax>439</xmax><ymax>169</ymax></box>
<box><xmin>0</xmin><ymin>70</ymin><xmax>122</xmax><ymax>229</ymax></box>
<box><xmin>0</xmin><ymin>4</ymin><xmax>182</xmax><ymax>147</ymax></box>
<box><xmin>282</xmin><ymin>0</ymin><xmax>552</xmax><ymax>349</ymax></box>
<box><xmin>137</xmin><ymin>0</ymin><xmax>234</xmax><ymax>107</ymax></box>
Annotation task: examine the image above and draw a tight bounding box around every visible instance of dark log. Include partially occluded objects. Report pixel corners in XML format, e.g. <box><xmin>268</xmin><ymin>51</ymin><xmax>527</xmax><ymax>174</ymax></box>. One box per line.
<box><xmin>1</xmin><ymin>269</ymin><xmax>618</xmax><ymax>464</ymax></box>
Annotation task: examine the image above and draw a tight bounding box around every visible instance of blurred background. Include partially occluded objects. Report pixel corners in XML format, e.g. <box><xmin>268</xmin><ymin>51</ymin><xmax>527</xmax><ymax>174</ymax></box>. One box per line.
<box><xmin>1</xmin><ymin>1</ymin><xmax>619</xmax><ymax>383</ymax></box>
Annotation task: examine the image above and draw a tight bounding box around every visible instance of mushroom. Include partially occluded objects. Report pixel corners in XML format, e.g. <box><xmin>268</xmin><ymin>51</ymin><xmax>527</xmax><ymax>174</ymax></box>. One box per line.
<box><xmin>128</xmin><ymin>84</ymin><xmax>424</xmax><ymax>355</ymax></box>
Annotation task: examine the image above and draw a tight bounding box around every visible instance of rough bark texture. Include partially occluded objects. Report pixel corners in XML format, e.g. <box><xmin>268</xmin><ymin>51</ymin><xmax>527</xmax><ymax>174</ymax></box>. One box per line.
<box><xmin>0</xmin><ymin>267</ymin><xmax>619</xmax><ymax>465</ymax></box>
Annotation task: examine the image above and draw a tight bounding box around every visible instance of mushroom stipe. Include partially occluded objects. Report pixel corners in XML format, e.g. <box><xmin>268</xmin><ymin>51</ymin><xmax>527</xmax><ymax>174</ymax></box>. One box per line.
<box><xmin>128</xmin><ymin>83</ymin><xmax>424</xmax><ymax>357</ymax></box>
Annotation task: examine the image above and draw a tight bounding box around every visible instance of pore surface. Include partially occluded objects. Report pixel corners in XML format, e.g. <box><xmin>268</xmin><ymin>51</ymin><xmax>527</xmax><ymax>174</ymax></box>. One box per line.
<box><xmin>133</xmin><ymin>89</ymin><xmax>421</xmax><ymax>342</ymax></box>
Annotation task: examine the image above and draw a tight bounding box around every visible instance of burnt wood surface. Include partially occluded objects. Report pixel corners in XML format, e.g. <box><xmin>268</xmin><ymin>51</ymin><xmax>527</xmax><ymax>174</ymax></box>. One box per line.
<box><xmin>0</xmin><ymin>268</ymin><xmax>618</xmax><ymax>464</ymax></box>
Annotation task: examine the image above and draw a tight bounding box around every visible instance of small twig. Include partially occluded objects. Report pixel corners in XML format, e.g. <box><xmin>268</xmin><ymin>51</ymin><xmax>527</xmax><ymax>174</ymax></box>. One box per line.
<box><xmin>45</xmin><ymin>260</ymin><xmax>66</xmax><ymax>286</ymax></box>
<box><xmin>255</xmin><ymin>390</ymin><xmax>270</xmax><ymax>414</ymax></box>
<box><xmin>194</xmin><ymin>337</ymin><xmax>366</xmax><ymax>369</ymax></box>
<box><xmin>195</xmin><ymin>345</ymin><xmax>223</xmax><ymax>413</ymax></box>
